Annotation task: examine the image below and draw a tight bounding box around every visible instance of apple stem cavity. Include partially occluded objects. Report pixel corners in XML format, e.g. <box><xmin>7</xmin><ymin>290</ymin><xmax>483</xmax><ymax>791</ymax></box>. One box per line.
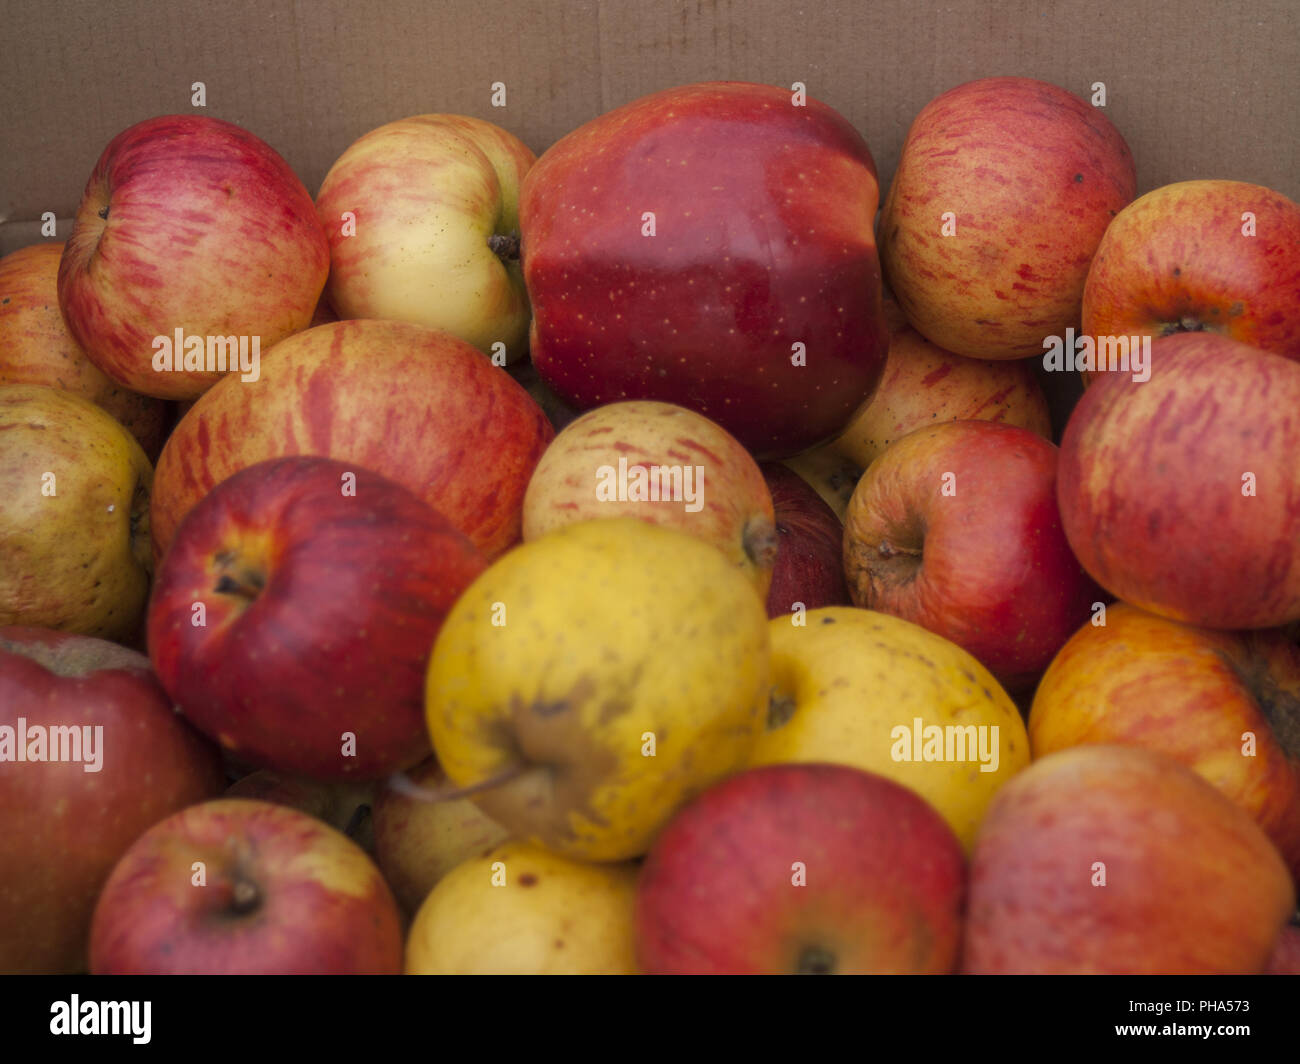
<box><xmin>229</xmin><ymin>877</ymin><xmax>261</xmax><ymax>915</ymax></box>
<box><xmin>385</xmin><ymin>762</ymin><xmax>531</xmax><ymax>804</ymax></box>
<box><xmin>487</xmin><ymin>231</ymin><xmax>521</xmax><ymax>263</ymax></box>
<box><xmin>743</xmin><ymin>516</ymin><xmax>780</xmax><ymax>570</ymax></box>
<box><xmin>796</xmin><ymin>945</ymin><xmax>837</xmax><ymax>974</ymax></box>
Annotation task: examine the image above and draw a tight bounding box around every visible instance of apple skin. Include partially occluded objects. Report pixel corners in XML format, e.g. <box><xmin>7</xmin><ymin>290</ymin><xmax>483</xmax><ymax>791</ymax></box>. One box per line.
<box><xmin>635</xmin><ymin>762</ymin><xmax>966</xmax><ymax>974</ymax></box>
<box><xmin>148</xmin><ymin>456</ymin><xmax>486</xmax><ymax>781</ymax></box>
<box><xmin>58</xmin><ymin>114</ymin><xmax>329</xmax><ymax>400</ymax></box>
<box><xmin>879</xmin><ymin>76</ymin><xmax>1136</xmax><ymax>360</ymax></box>
<box><xmin>0</xmin><ymin>242</ymin><xmax>169</xmax><ymax>460</ymax></box>
<box><xmin>1058</xmin><ymin>332</ymin><xmax>1300</xmax><ymax>629</ymax></box>
<box><xmin>963</xmin><ymin>745</ymin><xmax>1295</xmax><ymax>974</ymax></box>
<box><xmin>1266</xmin><ymin>922</ymin><xmax>1300</xmax><ymax>974</ymax></box>
<box><xmin>150</xmin><ymin>319</ymin><xmax>553</xmax><ymax>562</ymax></box>
<box><xmin>1082</xmin><ymin>180</ymin><xmax>1300</xmax><ymax>370</ymax></box>
<box><xmin>0</xmin><ymin>626</ymin><xmax>225</xmax><ymax>974</ymax></box>
<box><xmin>844</xmin><ymin>420</ymin><xmax>1098</xmax><ymax>689</ymax></box>
<box><xmin>1029</xmin><ymin>603</ymin><xmax>1300</xmax><ymax>882</ymax></box>
<box><xmin>759</xmin><ymin>462</ymin><xmax>849</xmax><ymax>618</ymax></box>
<box><xmin>88</xmin><ymin>798</ymin><xmax>404</xmax><ymax>974</ymax></box>
<box><xmin>225</xmin><ymin>768</ymin><xmax>375</xmax><ymax>853</ymax></box>
<box><xmin>522</xmin><ymin>400</ymin><xmax>778</xmax><ymax>597</ymax></box>
<box><xmin>317</xmin><ymin>114</ymin><xmax>535</xmax><ymax>362</ymax></box>
<box><xmin>520</xmin><ymin>81</ymin><xmax>889</xmax><ymax>459</ymax></box>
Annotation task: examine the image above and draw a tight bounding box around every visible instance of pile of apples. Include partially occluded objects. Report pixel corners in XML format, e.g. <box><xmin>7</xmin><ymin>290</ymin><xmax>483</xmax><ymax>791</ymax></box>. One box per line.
<box><xmin>2</xmin><ymin>76</ymin><xmax>1299</xmax><ymax>976</ymax></box>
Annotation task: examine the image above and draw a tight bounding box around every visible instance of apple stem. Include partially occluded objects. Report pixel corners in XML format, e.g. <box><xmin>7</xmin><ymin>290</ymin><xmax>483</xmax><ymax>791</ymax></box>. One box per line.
<box><xmin>385</xmin><ymin>763</ymin><xmax>530</xmax><ymax>804</ymax></box>
<box><xmin>488</xmin><ymin>231</ymin><xmax>521</xmax><ymax>263</ymax></box>
<box><xmin>877</xmin><ymin>539</ymin><xmax>921</xmax><ymax>559</ymax></box>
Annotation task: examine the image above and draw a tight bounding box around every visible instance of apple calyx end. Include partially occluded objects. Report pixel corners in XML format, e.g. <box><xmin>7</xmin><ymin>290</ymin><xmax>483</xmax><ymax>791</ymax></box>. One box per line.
<box><xmin>229</xmin><ymin>878</ymin><xmax>261</xmax><ymax>915</ymax></box>
<box><xmin>487</xmin><ymin>231</ymin><xmax>521</xmax><ymax>264</ymax></box>
<box><xmin>766</xmin><ymin>689</ymin><xmax>798</xmax><ymax>731</ymax></box>
<box><xmin>743</xmin><ymin>516</ymin><xmax>780</xmax><ymax>571</ymax></box>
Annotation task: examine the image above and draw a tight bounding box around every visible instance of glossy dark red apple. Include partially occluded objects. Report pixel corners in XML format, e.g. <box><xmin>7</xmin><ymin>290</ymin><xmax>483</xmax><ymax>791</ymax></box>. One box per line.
<box><xmin>760</xmin><ymin>462</ymin><xmax>850</xmax><ymax>618</ymax></box>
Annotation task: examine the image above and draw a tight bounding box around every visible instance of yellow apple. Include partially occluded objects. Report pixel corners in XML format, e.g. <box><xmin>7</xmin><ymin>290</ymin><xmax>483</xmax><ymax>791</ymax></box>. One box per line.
<box><xmin>749</xmin><ymin>606</ymin><xmax>1028</xmax><ymax>849</ymax></box>
<box><xmin>425</xmin><ymin>517</ymin><xmax>770</xmax><ymax>861</ymax></box>
<box><xmin>316</xmin><ymin>114</ymin><xmax>535</xmax><ymax>362</ymax></box>
<box><xmin>0</xmin><ymin>384</ymin><xmax>152</xmax><ymax>640</ymax></box>
<box><xmin>404</xmin><ymin>840</ymin><xmax>639</xmax><ymax>974</ymax></box>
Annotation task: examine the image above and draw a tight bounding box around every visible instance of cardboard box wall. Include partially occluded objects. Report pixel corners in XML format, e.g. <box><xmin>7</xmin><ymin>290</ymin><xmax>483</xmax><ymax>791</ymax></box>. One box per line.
<box><xmin>1</xmin><ymin>0</ymin><xmax>1297</xmax><ymax>427</ymax></box>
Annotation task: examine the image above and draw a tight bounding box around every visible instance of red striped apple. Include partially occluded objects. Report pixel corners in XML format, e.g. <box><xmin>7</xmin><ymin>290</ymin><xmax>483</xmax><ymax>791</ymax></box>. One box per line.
<box><xmin>520</xmin><ymin>81</ymin><xmax>889</xmax><ymax>458</ymax></box>
<box><xmin>1082</xmin><ymin>180</ymin><xmax>1300</xmax><ymax>371</ymax></box>
<box><xmin>1058</xmin><ymin>332</ymin><xmax>1300</xmax><ymax>629</ymax></box>
<box><xmin>150</xmin><ymin>319</ymin><xmax>553</xmax><ymax>562</ymax></box>
<box><xmin>149</xmin><ymin>456</ymin><xmax>486</xmax><ymax>781</ymax></box>
<box><xmin>58</xmin><ymin>115</ymin><xmax>329</xmax><ymax>400</ymax></box>
<box><xmin>844</xmin><ymin>419</ymin><xmax>1097</xmax><ymax>689</ymax></box>
<box><xmin>316</xmin><ymin>114</ymin><xmax>535</xmax><ymax>362</ymax></box>
<box><xmin>0</xmin><ymin>627</ymin><xmax>225</xmax><ymax>973</ymax></box>
<box><xmin>636</xmin><ymin>763</ymin><xmax>966</xmax><ymax>974</ymax></box>
<box><xmin>89</xmin><ymin>798</ymin><xmax>403</xmax><ymax>974</ymax></box>
<box><xmin>880</xmin><ymin>76</ymin><xmax>1135</xmax><ymax>359</ymax></box>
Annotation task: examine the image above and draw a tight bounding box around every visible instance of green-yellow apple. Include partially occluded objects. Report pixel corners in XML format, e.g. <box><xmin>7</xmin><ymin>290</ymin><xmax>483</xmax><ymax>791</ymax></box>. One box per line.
<box><xmin>1058</xmin><ymin>332</ymin><xmax>1300</xmax><ymax>629</ymax></box>
<box><xmin>522</xmin><ymin>400</ymin><xmax>778</xmax><ymax>597</ymax></box>
<box><xmin>748</xmin><ymin>606</ymin><xmax>1027</xmax><ymax>850</ymax></box>
<box><xmin>963</xmin><ymin>745</ymin><xmax>1295</xmax><ymax>974</ymax></box>
<box><xmin>425</xmin><ymin>518</ymin><xmax>771</xmax><ymax>862</ymax></box>
<box><xmin>1082</xmin><ymin>180</ymin><xmax>1300</xmax><ymax>374</ymax></box>
<box><xmin>0</xmin><ymin>242</ymin><xmax>169</xmax><ymax>460</ymax></box>
<box><xmin>58</xmin><ymin>115</ymin><xmax>329</xmax><ymax>400</ymax></box>
<box><xmin>89</xmin><ymin>798</ymin><xmax>404</xmax><ymax>974</ymax></box>
<box><xmin>1030</xmin><ymin>602</ymin><xmax>1300</xmax><ymax>882</ymax></box>
<box><xmin>150</xmin><ymin>320</ymin><xmax>553</xmax><ymax>562</ymax></box>
<box><xmin>636</xmin><ymin>763</ymin><xmax>966</xmax><ymax>974</ymax></box>
<box><xmin>0</xmin><ymin>384</ymin><xmax>152</xmax><ymax>640</ymax></box>
<box><xmin>880</xmin><ymin>76</ymin><xmax>1136</xmax><ymax>359</ymax></box>
<box><xmin>405</xmin><ymin>840</ymin><xmax>639</xmax><ymax>974</ymax></box>
<box><xmin>0</xmin><ymin>626</ymin><xmax>225</xmax><ymax>973</ymax></box>
<box><xmin>316</xmin><ymin>114</ymin><xmax>535</xmax><ymax>363</ymax></box>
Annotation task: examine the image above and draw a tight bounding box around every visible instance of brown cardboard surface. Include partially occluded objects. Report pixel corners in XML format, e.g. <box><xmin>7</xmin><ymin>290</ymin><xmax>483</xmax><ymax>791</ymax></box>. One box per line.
<box><xmin>1</xmin><ymin>0</ymin><xmax>1297</xmax><ymax>258</ymax></box>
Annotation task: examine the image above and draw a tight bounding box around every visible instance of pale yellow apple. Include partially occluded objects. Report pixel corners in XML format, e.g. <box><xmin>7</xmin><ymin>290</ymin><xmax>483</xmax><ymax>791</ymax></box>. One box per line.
<box><xmin>425</xmin><ymin>517</ymin><xmax>770</xmax><ymax>862</ymax></box>
<box><xmin>316</xmin><ymin>114</ymin><xmax>535</xmax><ymax>362</ymax></box>
<box><xmin>0</xmin><ymin>384</ymin><xmax>152</xmax><ymax>640</ymax></box>
<box><xmin>522</xmin><ymin>400</ymin><xmax>777</xmax><ymax>597</ymax></box>
<box><xmin>749</xmin><ymin>606</ymin><xmax>1029</xmax><ymax>850</ymax></box>
<box><xmin>404</xmin><ymin>840</ymin><xmax>639</xmax><ymax>974</ymax></box>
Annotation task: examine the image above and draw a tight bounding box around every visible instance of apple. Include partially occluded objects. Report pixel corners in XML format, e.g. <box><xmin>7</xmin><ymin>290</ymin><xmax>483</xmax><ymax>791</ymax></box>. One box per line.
<box><xmin>1058</xmin><ymin>332</ymin><xmax>1300</xmax><ymax>629</ymax></box>
<box><xmin>149</xmin><ymin>456</ymin><xmax>486</xmax><ymax>781</ymax></box>
<box><xmin>1029</xmin><ymin>602</ymin><xmax>1300</xmax><ymax>881</ymax></box>
<box><xmin>0</xmin><ymin>242</ymin><xmax>169</xmax><ymax>460</ymax></box>
<box><xmin>759</xmin><ymin>462</ymin><xmax>849</xmax><ymax>618</ymax></box>
<box><xmin>1266</xmin><ymin>921</ymin><xmax>1300</xmax><ymax>974</ymax></box>
<box><xmin>58</xmin><ymin>114</ymin><xmax>329</xmax><ymax>400</ymax></box>
<box><xmin>636</xmin><ymin>762</ymin><xmax>966</xmax><ymax>974</ymax></box>
<box><xmin>522</xmin><ymin>400</ymin><xmax>778</xmax><ymax>597</ymax></box>
<box><xmin>962</xmin><ymin>745</ymin><xmax>1295</xmax><ymax>974</ymax></box>
<box><xmin>88</xmin><ymin>798</ymin><xmax>404</xmax><ymax>974</ymax></box>
<box><xmin>879</xmin><ymin>76</ymin><xmax>1136</xmax><ymax>359</ymax></box>
<box><xmin>0</xmin><ymin>383</ymin><xmax>153</xmax><ymax>641</ymax></box>
<box><xmin>426</xmin><ymin>518</ymin><xmax>771</xmax><ymax>862</ymax></box>
<box><xmin>316</xmin><ymin>114</ymin><xmax>535</xmax><ymax>363</ymax></box>
<box><xmin>749</xmin><ymin>606</ymin><xmax>1027</xmax><ymax>850</ymax></box>
<box><xmin>843</xmin><ymin>420</ymin><xmax>1097</xmax><ymax>689</ymax></box>
<box><xmin>371</xmin><ymin>758</ymin><xmax>510</xmax><ymax>915</ymax></box>
<box><xmin>405</xmin><ymin>840</ymin><xmax>639</xmax><ymax>974</ymax></box>
<box><xmin>150</xmin><ymin>319</ymin><xmax>553</xmax><ymax>562</ymax></box>
<box><xmin>0</xmin><ymin>626</ymin><xmax>225</xmax><ymax>973</ymax></box>
<box><xmin>225</xmin><ymin>768</ymin><xmax>376</xmax><ymax>853</ymax></box>
<box><xmin>519</xmin><ymin>80</ymin><xmax>889</xmax><ymax>458</ymax></box>
<box><xmin>1082</xmin><ymin>180</ymin><xmax>1300</xmax><ymax>371</ymax></box>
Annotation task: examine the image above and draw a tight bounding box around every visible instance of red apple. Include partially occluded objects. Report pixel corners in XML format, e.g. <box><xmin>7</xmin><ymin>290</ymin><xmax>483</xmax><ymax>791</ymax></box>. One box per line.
<box><xmin>1082</xmin><ymin>180</ymin><xmax>1300</xmax><ymax>370</ymax></box>
<box><xmin>879</xmin><ymin>76</ymin><xmax>1136</xmax><ymax>360</ymax></box>
<box><xmin>635</xmin><ymin>762</ymin><xmax>966</xmax><ymax>974</ymax></box>
<box><xmin>150</xmin><ymin>319</ymin><xmax>554</xmax><ymax>562</ymax></box>
<box><xmin>1030</xmin><ymin>603</ymin><xmax>1300</xmax><ymax>882</ymax></box>
<box><xmin>963</xmin><ymin>745</ymin><xmax>1296</xmax><ymax>974</ymax></box>
<box><xmin>1266</xmin><ymin>922</ymin><xmax>1300</xmax><ymax>974</ymax></box>
<box><xmin>759</xmin><ymin>462</ymin><xmax>849</xmax><ymax>618</ymax></box>
<box><xmin>1058</xmin><ymin>332</ymin><xmax>1300</xmax><ymax>629</ymax></box>
<box><xmin>0</xmin><ymin>242</ymin><xmax>169</xmax><ymax>460</ymax></box>
<box><xmin>519</xmin><ymin>81</ymin><xmax>889</xmax><ymax>458</ymax></box>
<box><xmin>88</xmin><ymin>798</ymin><xmax>403</xmax><ymax>974</ymax></box>
<box><xmin>843</xmin><ymin>420</ymin><xmax>1097</xmax><ymax>689</ymax></box>
<box><xmin>58</xmin><ymin>115</ymin><xmax>329</xmax><ymax>400</ymax></box>
<box><xmin>0</xmin><ymin>626</ymin><xmax>225</xmax><ymax>973</ymax></box>
<box><xmin>225</xmin><ymin>768</ymin><xmax>375</xmax><ymax>852</ymax></box>
<box><xmin>148</xmin><ymin>456</ymin><xmax>486</xmax><ymax>780</ymax></box>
